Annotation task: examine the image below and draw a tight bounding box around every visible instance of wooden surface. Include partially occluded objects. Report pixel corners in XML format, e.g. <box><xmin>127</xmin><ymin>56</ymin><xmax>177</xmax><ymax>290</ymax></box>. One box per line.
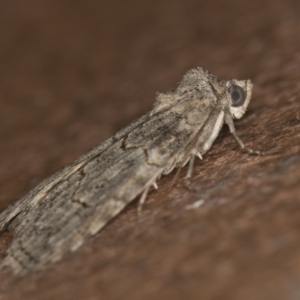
<box><xmin>0</xmin><ymin>0</ymin><xmax>300</xmax><ymax>299</ymax></box>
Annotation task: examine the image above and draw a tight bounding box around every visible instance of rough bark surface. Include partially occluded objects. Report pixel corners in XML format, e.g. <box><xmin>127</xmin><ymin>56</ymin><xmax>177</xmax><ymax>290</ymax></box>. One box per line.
<box><xmin>0</xmin><ymin>0</ymin><xmax>300</xmax><ymax>299</ymax></box>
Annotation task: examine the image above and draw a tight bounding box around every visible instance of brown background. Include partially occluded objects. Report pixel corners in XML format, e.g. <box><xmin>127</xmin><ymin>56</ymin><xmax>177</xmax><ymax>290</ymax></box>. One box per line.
<box><xmin>0</xmin><ymin>0</ymin><xmax>300</xmax><ymax>299</ymax></box>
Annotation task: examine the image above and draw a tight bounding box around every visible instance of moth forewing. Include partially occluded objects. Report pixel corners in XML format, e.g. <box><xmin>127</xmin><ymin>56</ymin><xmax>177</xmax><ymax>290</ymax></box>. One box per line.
<box><xmin>0</xmin><ymin>67</ymin><xmax>256</xmax><ymax>274</ymax></box>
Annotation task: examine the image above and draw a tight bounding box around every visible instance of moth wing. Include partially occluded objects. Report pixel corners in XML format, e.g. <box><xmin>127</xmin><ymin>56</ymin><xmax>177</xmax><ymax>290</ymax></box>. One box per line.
<box><xmin>0</xmin><ymin>112</ymin><xmax>152</xmax><ymax>233</ymax></box>
<box><xmin>0</xmin><ymin>108</ymin><xmax>196</xmax><ymax>273</ymax></box>
<box><xmin>0</xmin><ymin>91</ymin><xmax>225</xmax><ymax>274</ymax></box>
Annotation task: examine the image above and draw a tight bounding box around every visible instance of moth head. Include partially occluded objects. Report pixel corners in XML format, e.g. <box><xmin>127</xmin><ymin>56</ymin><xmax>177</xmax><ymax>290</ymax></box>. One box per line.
<box><xmin>226</xmin><ymin>79</ymin><xmax>253</xmax><ymax>119</ymax></box>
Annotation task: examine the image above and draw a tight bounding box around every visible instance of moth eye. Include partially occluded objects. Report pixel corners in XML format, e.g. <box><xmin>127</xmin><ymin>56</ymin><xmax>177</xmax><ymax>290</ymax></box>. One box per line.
<box><xmin>229</xmin><ymin>85</ymin><xmax>246</xmax><ymax>107</ymax></box>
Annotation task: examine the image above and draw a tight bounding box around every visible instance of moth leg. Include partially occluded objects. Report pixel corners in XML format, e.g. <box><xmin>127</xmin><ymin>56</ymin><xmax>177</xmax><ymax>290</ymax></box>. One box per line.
<box><xmin>184</xmin><ymin>155</ymin><xmax>197</xmax><ymax>191</ymax></box>
<box><xmin>138</xmin><ymin>186</ymin><xmax>150</xmax><ymax>217</ymax></box>
<box><xmin>225</xmin><ymin>113</ymin><xmax>261</xmax><ymax>155</ymax></box>
<box><xmin>153</xmin><ymin>182</ymin><xmax>158</xmax><ymax>189</ymax></box>
<box><xmin>197</xmin><ymin>152</ymin><xmax>203</xmax><ymax>160</ymax></box>
<box><xmin>185</xmin><ymin>155</ymin><xmax>195</xmax><ymax>180</ymax></box>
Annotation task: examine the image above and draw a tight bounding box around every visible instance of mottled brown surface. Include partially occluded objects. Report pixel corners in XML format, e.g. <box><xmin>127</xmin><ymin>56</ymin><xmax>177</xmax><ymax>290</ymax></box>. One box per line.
<box><xmin>0</xmin><ymin>0</ymin><xmax>300</xmax><ymax>299</ymax></box>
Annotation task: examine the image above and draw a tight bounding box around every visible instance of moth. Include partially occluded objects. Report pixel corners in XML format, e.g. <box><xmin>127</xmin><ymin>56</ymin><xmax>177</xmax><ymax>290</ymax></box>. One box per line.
<box><xmin>0</xmin><ymin>68</ymin><xmax>257</xmax><ymax>274</ymax></box>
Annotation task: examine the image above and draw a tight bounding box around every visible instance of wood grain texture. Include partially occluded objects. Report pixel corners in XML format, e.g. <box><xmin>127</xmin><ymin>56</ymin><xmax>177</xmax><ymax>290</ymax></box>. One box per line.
<box><xmin>0</xmin><ymin>0</ymin><xmax>300</xmax><ymax>299</ymax></box>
